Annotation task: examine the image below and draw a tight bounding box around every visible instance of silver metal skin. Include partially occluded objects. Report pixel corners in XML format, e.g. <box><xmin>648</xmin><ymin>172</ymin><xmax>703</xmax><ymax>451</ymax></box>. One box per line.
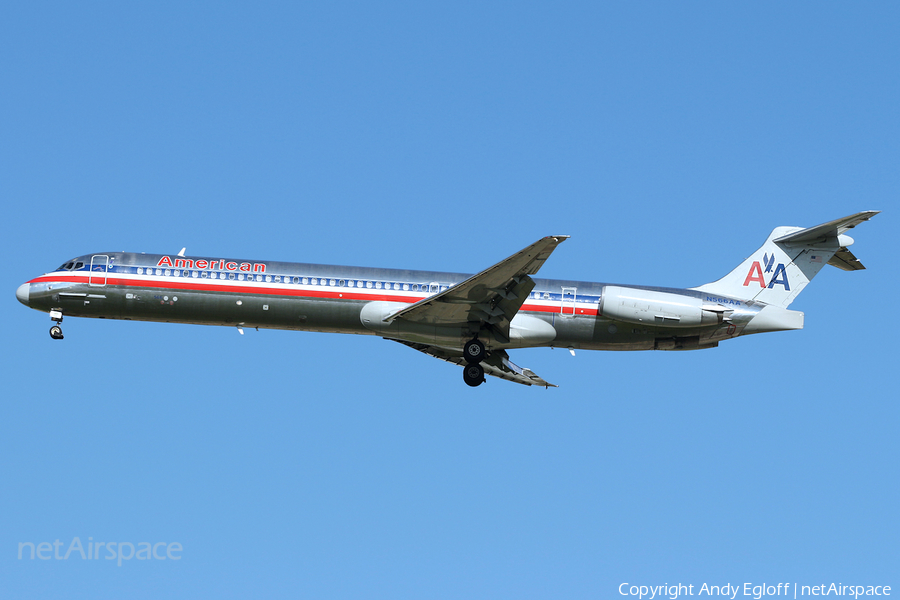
<box><xmin>15</xmin><ymin>212</ymin><xmax>878</xmax><ymax>387</ymax></box>
<box><xmin>16</xmin><ymin>283</ymin><xmax>29</xmax><ymax>306</ymax></box>
<box><xmin>17</xmin><ymin>254</ymin><xmax>748</xmax><ymax>341</ymax></box>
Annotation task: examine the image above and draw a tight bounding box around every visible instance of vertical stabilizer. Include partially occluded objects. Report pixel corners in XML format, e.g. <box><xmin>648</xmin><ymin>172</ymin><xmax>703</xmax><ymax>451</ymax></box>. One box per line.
<box><xmin>691</xmin><ymin>211</ymin><xmax>878</xmax><ymax>307</ymax></box>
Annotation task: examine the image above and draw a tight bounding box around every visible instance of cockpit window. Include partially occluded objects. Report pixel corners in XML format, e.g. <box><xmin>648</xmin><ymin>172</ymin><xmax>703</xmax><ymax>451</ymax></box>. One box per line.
<box><xmin>56</xmin><ymin>261</ymin><xmax>77</xmax><ymax>271</ymax></box>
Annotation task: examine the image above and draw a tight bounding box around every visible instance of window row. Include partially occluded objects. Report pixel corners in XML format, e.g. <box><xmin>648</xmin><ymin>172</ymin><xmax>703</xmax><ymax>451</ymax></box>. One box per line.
<box><xmin>133</xmin><ymin>267</ymin><xmax>449</xmax><ymax>293</ymax></box>
<box><xmin>130</xmin><ymin>267</ymin><xmax>593</xmax><ymax>301</ymax></box>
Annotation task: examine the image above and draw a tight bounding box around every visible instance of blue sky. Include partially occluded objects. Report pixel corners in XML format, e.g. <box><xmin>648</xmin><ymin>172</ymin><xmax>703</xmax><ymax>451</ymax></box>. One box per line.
<box><xmin>2</xmin><ymin>3</ymin><xmax>897</xmax><ymax>598</ymax></box>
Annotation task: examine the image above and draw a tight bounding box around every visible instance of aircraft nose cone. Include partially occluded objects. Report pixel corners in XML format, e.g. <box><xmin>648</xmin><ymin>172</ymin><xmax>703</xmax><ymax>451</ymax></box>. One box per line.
<box><xmin>16</xmin><ymin>283</ymin><xmax>30</xmax><ymax>306</ymax></box>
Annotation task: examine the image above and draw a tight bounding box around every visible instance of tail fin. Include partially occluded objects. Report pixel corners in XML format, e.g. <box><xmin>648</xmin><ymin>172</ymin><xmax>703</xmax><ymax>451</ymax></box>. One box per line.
<box><xmin>692</xmin><ymin>211</ymin><xmax>879</xmax><ymax>307</ymax></box>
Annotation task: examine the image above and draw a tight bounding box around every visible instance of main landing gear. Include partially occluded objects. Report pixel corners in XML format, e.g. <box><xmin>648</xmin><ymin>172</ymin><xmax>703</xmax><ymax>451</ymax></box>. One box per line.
<box><xmin>462</xmin><ymin>338</ymin><xmax>486</xmax><ymax>387</ymax></box>
<box><xmin>49</xmin><ymin>310</ymin><xmax>64</xmax><ymax>340</ymax></box>
<box><xmin>463</xmin><ymin>338</ymin><xmax>485</xmax><ymax>363</ymax></box>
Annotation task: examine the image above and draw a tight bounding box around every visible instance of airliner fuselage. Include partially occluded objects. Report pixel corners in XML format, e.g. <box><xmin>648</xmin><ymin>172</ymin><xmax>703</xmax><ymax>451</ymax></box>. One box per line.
<box><xmin>16</xmin><ymin>212</ymin><xmax>878</xmax><ymax>387</ymax></box>
<box><xmin>19</xmin><ymin>251</ymin><xmax>749</xmax><ymax>347</ymax></box>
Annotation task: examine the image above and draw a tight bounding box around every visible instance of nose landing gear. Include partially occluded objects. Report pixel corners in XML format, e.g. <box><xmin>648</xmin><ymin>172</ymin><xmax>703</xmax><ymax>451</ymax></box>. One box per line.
<box><xmin>49</xmin><ymin>310</ymin><xmax>64</xmax><ymax>340</ymax></box>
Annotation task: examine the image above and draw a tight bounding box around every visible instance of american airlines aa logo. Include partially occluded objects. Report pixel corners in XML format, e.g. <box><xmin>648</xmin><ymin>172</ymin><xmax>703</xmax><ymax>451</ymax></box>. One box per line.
<box><xmin>743</xmin><ymin>253</ymin><xmax>790</xmax><ymax>290</ymax></box>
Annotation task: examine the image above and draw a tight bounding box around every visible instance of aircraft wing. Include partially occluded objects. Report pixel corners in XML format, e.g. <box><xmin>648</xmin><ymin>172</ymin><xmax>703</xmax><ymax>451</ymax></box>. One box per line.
<box><xmin>383</xmin><ymin>235</ymin><xmax>569</xmax><ymax>343</ymax></box>
<box><xmin>392</xmin><ymin>340</ymin><xmax>557</xmax><ymax>388</ymax></box>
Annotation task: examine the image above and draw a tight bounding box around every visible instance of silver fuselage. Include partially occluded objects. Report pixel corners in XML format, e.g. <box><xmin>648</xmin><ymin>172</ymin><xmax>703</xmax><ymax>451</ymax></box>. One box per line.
<box><xmin>18</xmin><ymin>251</ymin><xmax>764</xmax><ymax>352</ymax></box>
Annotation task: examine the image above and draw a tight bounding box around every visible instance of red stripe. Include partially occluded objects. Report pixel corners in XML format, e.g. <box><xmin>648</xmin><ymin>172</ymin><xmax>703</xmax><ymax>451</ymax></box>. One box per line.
<box><xmin>28</xmin><ymin>275</ymin><xmax>599</xmax><ymax>316</ymax></box>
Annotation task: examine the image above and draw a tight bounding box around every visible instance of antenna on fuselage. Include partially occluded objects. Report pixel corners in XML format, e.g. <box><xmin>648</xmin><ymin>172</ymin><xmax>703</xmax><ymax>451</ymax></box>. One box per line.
<box><xmin>177</xmin><ymin>248</ymin><xmax>186</xmax><ymax>257</ymax></box>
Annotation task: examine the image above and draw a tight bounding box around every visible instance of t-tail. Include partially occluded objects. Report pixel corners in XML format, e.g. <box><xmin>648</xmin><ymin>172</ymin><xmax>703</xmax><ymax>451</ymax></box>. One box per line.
<box><xmin>692</xmin><ymin>211</ymin><xmax>879</xmax><ymax>309</ymax></box>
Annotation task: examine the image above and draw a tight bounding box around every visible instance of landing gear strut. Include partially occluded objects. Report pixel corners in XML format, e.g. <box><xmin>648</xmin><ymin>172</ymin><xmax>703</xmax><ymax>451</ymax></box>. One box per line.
<box><xmin>463</xmin><ymin>362</ymin><xmax>485</xmax><ymax>387</ymax></box>
<box><xmin>49</xmin><ymin>310</ymin><xmax>64</xmax><ymax>340</ymax></box>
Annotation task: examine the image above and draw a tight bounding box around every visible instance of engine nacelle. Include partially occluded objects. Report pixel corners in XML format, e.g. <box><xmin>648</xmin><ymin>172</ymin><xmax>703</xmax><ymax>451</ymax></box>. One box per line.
<box><xmin>600</xmin><ymin>285</ymin><xmax>725</xmax><ymax>328</ymax></box>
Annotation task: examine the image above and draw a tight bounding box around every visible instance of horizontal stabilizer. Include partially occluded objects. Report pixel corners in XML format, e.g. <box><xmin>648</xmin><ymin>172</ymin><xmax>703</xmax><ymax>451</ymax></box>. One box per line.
<box><xmin>773</xmin><ymin>210</ymin><xmax>879</xmax><ymax>245</ymax></box>
<box><xmin>828</xmin><ymin>248</ymin><xmax>866</xmax><ymax>271</ymax></box>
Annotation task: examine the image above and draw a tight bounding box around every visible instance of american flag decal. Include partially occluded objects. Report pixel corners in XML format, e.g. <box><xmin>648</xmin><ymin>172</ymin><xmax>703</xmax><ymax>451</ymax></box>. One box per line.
<box><xmin>810</xmin><ymin>254</ymin><xmax>823</xmax><ymax>263</ymax></box>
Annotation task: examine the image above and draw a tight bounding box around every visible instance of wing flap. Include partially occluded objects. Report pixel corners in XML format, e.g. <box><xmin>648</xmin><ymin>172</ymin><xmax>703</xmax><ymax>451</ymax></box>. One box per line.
<box><xmin>391</xmin><ymin>340</ymin><xmax>557</xmax><ymax>388</ymax></box>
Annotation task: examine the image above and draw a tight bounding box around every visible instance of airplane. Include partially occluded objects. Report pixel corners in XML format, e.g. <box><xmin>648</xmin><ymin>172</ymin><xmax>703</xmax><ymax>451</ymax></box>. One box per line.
<box><xmin>16</xmin><ymin>211</ymin><xmax>878</xmax><ymax>388</ymax></box>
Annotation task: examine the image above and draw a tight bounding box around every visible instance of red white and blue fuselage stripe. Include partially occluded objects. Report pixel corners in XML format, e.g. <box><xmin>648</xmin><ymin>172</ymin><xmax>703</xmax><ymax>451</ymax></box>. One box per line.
<box><xmin>28</xmin><ymin>255</ymin><xmax>603</xmax><ymax>317</ymax></box>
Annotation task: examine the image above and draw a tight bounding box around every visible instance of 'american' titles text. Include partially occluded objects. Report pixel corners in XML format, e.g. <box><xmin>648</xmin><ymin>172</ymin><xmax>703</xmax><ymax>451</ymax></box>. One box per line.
<box><xmin>156</xmin><ymin>256</ymin><xmax>266</xmax><ymax>273</ymax></box>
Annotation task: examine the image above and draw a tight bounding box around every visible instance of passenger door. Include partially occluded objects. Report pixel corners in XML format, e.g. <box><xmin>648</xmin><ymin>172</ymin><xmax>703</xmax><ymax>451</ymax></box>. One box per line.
<box><xmin>89</xmin><ymin>255</ymin><xmax>109</xmax><ymax>286</ymax></box>
<box><xmin>560</xmin><ymin>286</ymin><xmax>577</xmax><ymax>317</ymax></box>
